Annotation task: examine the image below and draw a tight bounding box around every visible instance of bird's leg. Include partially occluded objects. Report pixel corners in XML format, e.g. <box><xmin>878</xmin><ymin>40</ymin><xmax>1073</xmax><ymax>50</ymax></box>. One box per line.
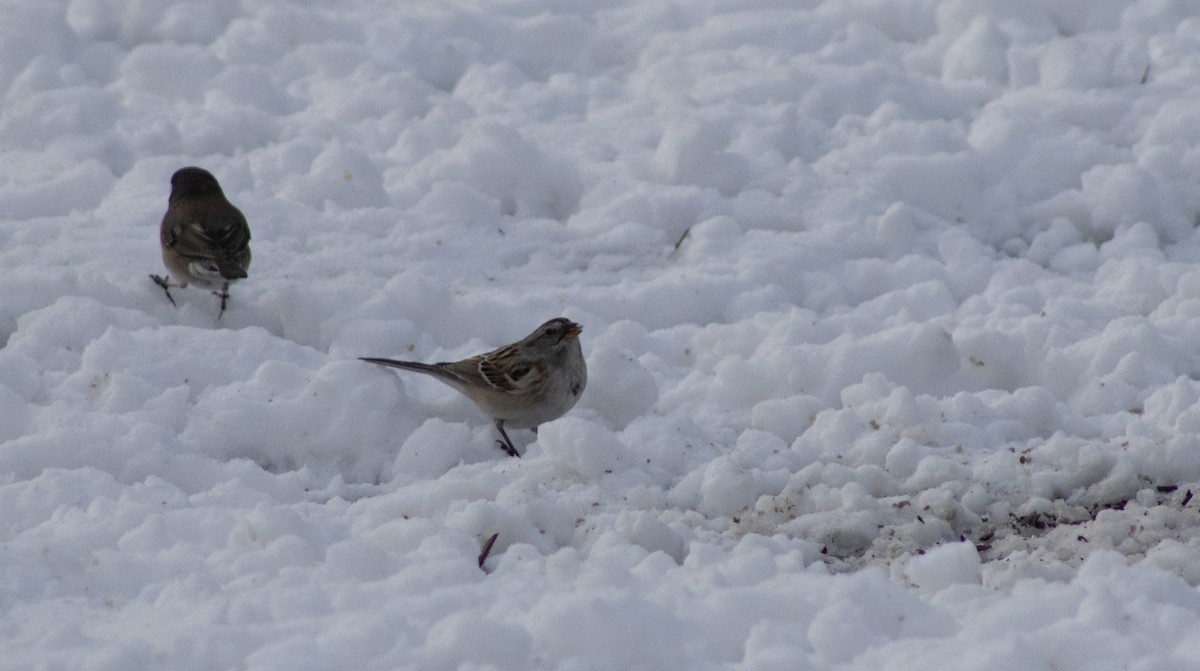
<box><xmin>149</xmin><ymin>274</ymin><xmax>178</xmax><ymax>306</ymax></box>
<box><xmin>494</xmin><ymin>420</ymin><xmax>521</xmax><ymax>458</ymax></box>
<box><xmin>213</xmin><ymin>281</ymin><xmax>230</xmax><ymax>318</ymax></box>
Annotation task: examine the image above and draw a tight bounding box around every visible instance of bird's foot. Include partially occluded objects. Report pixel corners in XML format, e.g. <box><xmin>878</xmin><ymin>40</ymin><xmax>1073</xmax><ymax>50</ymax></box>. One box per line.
<box><xmin>495</xmin><ymin>439</ymin><xmax>520</xmax><ymax>458</ymax></box>
<box><xmin>213</xmin><ymin>282</ymin><xmax>230</xmax><ymax>318</ymax></box>
<box><xmin>149</xmin><ymin>274</ymin><xmax>178</xmax><ymax>306</ymax></box>
<box><xmin>495</xmin><ymin>422</ymin><xmax>521</xmax><ymax>458</ymax></box>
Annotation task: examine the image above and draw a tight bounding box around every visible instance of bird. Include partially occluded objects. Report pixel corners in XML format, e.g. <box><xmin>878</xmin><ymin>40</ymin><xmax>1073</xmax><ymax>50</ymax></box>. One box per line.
<box><xmin>150</xmin><ymin>166</ymin><xmax>252</xmax><ymax>317</ymax></box>
<box><xmin>360</xmin><ymin>318</ymin><xmax>587</xmax><ymax>457</ymax></box>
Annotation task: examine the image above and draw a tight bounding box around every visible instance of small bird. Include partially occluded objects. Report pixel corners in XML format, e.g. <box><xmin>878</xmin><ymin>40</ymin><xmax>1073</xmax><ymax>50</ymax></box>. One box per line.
<box><xmin>361</xmin><ymin>318</ymin><xmax>587</xmax><ymax>457</ymax></box>
<box><xmin>150</xmin><ymin>166</ymin><xmax>252</xmax><ymax>317</ymax></box>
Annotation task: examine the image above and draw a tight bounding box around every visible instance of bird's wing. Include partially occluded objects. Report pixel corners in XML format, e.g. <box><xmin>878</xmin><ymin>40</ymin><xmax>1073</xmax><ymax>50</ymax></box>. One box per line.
<box><xmin>443</xmin><ymin>346</ymin><xmax>541</xmax><ymax>393</ymax></box>
<box><xmin>202</xmin><ymin>202</ymin><xmax>251</xmax><ymax>255</ymax></box>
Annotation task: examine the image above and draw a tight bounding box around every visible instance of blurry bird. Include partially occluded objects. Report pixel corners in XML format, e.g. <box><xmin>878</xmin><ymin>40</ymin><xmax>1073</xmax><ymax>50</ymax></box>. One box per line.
<box><xmin>361</xmin><ymin>318</ymin><xmax>587</xmax><ymax>457</ymax></box>
<box><xmin>150</xmin><ymin>166</ymin><xmax>252</xmax><ymax>317</ymax></box>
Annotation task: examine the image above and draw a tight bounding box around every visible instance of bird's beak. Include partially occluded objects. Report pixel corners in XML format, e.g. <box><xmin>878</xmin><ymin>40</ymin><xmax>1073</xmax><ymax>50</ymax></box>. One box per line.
<box><xmin>563</xmin><ymin>322</ymin><xmax>582</xmax><ymax>340</ymax></box>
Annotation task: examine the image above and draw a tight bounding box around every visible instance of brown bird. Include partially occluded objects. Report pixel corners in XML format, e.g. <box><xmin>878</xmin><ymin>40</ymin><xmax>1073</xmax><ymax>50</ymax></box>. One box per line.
<box><xmin>150</xmin><ymin>166</ymin><xmax>252</xmax><ymax>317</ymax></box>
<box><xmin>360</xmin><ymin>318</ymin><xmax>587</xmax><ymax>457</ymax></box>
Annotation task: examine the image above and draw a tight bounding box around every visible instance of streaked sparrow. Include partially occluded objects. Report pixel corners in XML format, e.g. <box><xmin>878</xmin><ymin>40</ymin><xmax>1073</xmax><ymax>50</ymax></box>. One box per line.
<box><xmin>361</xmin><ymin>318</ymin><xmax>587</xmax><ymax>457</ymax></box>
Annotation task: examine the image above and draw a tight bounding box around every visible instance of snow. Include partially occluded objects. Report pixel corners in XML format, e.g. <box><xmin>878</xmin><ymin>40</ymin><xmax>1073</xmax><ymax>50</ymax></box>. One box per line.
<box><xmin>4</xmin><ymin>0</ymin><xmax>1200</xmax><ymax>668</ymax></box>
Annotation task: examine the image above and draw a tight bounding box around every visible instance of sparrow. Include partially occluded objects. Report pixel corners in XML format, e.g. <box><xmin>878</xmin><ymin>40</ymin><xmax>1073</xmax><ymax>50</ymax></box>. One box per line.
<box><xmin>361</xmin><ymin>318</ymin><xmax>587</xmax><ymax>457</ymax></box>
<box><xmin>150</xmin><ymin>166</ymin><xmax>252</xmax><ymax>317</ymax></box>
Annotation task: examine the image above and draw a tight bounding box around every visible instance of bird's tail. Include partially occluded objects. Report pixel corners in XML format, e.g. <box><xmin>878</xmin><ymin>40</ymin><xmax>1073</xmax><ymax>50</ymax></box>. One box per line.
<box><xmin>217</xmin><ymin>259</ymin><xmax>248</xmax><ymax>280</ymax></box>
<box><xmin>359</xmin><ymin>357</ymin><xmax>443</xmax><ymax>375</ymax></box>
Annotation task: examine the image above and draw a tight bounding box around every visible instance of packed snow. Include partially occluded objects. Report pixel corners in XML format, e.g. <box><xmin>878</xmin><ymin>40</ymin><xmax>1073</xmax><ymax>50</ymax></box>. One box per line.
<box><xmin>4</xmin><ymin>0</ymin><xmax>1200</xmax><ymax>668</ymax></box>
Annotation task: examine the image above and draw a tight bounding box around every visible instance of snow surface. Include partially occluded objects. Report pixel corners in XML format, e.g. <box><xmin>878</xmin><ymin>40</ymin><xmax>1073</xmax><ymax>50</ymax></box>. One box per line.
<box><xmin>4</xmin><ymin>0</ymin><xmax>1200</xmax><ymax>668</ymax></box>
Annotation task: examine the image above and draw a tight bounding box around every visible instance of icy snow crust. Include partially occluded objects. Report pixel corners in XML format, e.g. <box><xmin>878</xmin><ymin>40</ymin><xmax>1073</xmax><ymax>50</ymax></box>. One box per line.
<box><xmin>4</xmin><ymin>0</ymin><xmax>1200</xmax><ymax>668</ymax></box>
